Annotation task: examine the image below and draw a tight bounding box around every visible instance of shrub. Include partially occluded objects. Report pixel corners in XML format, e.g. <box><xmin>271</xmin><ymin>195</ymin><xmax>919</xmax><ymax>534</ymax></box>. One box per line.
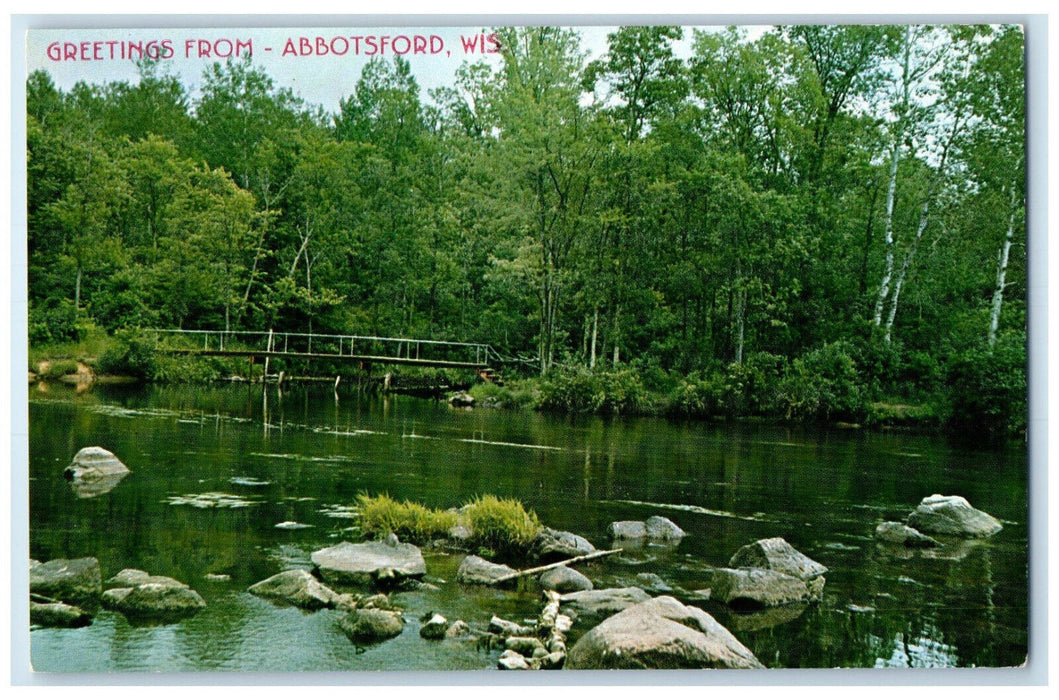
<box><xmin>356</xmin><ymin>494</ymin><xmax>457</xmax><ymax>544</ymax></box>
<box><xmin>95</xmin><ymin>331</ymin><xmax>158</xmax><ymax>378</ymax></box>
<box><xmin>722</xmin><ymin>352</ymin><xmax>786</xmax><ymax>416</ymax></box>
<box><xmin>776</xmin><ymin>342</ymin><xmax>868</xmax><ymax>423</ymax></box>
<box><xmin>944</xmin><ymin>331</ymin><xmax>1027</xmax><ymax>441</ymax></box>
<box><xmin>537</xmin><ymin>366</ymin><xmax>651</xmax><ymax>415</ymax></box>
<box><xmin>464</xmin><ymin>495</ymin><xmax>541</xmax><ymax>559</ymax></box>
<box><xmin>665</xmin><ymin>370</ymin><xmax>725</xmax><ymax>419</ymax></box>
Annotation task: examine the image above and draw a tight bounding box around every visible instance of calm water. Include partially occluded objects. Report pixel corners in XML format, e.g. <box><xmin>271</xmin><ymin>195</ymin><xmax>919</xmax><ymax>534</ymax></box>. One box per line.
<box><xmin>27</xmin><ymin>382</ymin><xmax>1029</xmax><ymax>673</ymax></box>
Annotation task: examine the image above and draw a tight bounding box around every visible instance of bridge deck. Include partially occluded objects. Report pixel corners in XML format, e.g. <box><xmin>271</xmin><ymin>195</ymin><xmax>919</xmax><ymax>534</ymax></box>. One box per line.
<box><xmin>168</xmin><ymin>348</ymin><xmax>490</xmax><ymax>370</ymax></box>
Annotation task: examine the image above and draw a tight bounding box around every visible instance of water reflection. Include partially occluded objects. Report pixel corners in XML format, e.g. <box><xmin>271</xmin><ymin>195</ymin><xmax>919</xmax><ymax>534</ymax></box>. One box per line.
<box><xmin>28</xmin><ymin>383</ymin><xmax>1028</xmax><ymax>672</ymax></box>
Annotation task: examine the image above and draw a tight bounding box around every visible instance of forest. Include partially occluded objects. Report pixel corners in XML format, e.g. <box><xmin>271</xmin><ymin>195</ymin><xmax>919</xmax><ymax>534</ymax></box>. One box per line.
<box><xmin>25</xmin><ymin>25</ymin><xmax>1027</xmax><ymax>441</ymax></box>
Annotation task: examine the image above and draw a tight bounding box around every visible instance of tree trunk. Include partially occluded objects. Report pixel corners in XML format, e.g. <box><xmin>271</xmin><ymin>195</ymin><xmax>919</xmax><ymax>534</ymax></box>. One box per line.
<box><xmin>989</xmin><ymin>186</ymin><xmax>1019</xmax><ymax>348</ymax></box>
<box><xmin>612</xmin><ymin>304</ymin><xmax>621</xmax><ymax>366</ymax></box>
<box><xmin>74</xmin><ymin>263</ymin><xmax>82</xmax><ymax>311</ymax></box>
<box><xmin>590</xmin><ymin>306</ymin><xmax>598</xmax><ymax>369</ymax></box>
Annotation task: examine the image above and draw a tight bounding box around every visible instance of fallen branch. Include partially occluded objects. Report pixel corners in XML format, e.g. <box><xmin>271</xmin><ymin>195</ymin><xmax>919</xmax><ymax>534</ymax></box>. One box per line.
<box><xmin>492</xmin><ymin>548</ymin><xmax>623</xmax><ymax>585</ymax></box>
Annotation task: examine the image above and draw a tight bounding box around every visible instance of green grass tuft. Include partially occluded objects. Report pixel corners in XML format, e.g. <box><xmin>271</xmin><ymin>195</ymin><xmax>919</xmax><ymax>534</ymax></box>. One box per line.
<box><xmin>463</xmin><ymin>494</ymin><xmax>541</xmax><ymax>559</ymax></box>
<box><xmin>356</xmin><ymin>494</ymin><xmax>457</xmax><ymax>544</ymax></box>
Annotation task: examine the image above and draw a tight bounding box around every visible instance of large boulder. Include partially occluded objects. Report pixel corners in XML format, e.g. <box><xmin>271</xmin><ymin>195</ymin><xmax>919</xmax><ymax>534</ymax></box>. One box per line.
<box><xmin>906</xmin><ymin>495</ymin><xmax>1003</xmax><ymax>538</ymax></box>
<box><xmin>536</xmin><ymin>527</ymin><xmax>597</xmax><ymax>560</ymax></box>
<box><xmin>455</xmin><ymin>555</ymin><xmax>517</xmax><ymax>586</ymax></box>
<box><xmin>64</xmin><ymin>447</ymin><xmax>130</xmax><ymax>481</ymax></box>
<box><xmin>540</xmin><ymin>565</ymin><xmax>593</xmax><ymax>593</ymax></box>
<box><xmin>559</xmin><ymin>587</ymin><xmax>651</xmax><ymax>623</ymax></box>
<box><xmin>311</xmin><ymin>540</ymin><xmax>426</xmax><ymax>587</ymax></box>
<box><xmin>102</xmin><ymin>582</ymin><xmax>206</xmax><ymax>622</ymax></box>
<box><xmin>338</xmin><ymin>608</ymin><xmax>405</xmax><ymax>644</ymax></box>
<box><xmin>708</xmin><ymin>567</ymin><xmax>819</xmax><ymax>608</ymax></box>
<box><xmin>248</xmin><ymin>569</ymin><xmax>340</xmax><ymax>610</ymax></box>
<box><xmin>874</xmin><ymin>521</ymin><xmax>940</xmax><ymax>548</ymax></box>
<box><xmin>30</xmin><ymin>557</ymin><xmax>102</xmax><ymax>607</ymax></box>
<box><xmin>729</xmin><ymin>537</ymin><xmax>828</xmax><ymax>581</ymax></box>
<box><xmin>566</xmin><ymin>596</ymin><xmax>765</xmax><ymax>670</ymax></box>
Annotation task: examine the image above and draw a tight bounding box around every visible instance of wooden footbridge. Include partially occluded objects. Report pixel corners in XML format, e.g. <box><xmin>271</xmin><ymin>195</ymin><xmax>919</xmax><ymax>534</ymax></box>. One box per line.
<box><xmin>146</xmin><ymin>329</ymin><xmax>524</xmax><ymax>382</ymax></box>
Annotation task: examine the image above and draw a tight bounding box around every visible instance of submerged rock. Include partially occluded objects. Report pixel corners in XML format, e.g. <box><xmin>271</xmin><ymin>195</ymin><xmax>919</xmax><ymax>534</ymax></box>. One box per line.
<box><xmin>455</xmin><ymin>555</ymin><xmax>517</xmax><ymax>586</ymax></box>
<box><xmin>30</xmin><ymin>557</ymin><xmax>102</xmax><ymax>607</ymax></box>
<box><xmin>566</xmin><ymin>596</ymin><xmax>765</xmax><ymax>670</ymax></box>
<box><xmin>311</xmin><ymin>540</ymin><xmax>426</xmax><ymax>587</ymax></box>
<box><xmin>728</xmin><ymin>537</ymin><xmax>828</xmax><ymax>581</ymax></box>
<box><xmin>724</xmin><ymin>602</ymin><xmax>808</xmax><ymax>633</ymax></box>
<box><xmin>248</xmin><ymin>569</ymin><xmax>340</xmax><ymax>610</ymax></box>
<box><xmin>906</xmin><ymin>495</ymin><xmax>1003</xmax><ymax>538</ymax></box>
<box><xmin>874</xmin><ymin>521</ymin><xmax>940</xmax><ymax>548</ymax></box>
<box><xmin>338</xmin><ymin>608</ymin><xmax>405</xmax><ymax>644</ymax></box>
<box><xmin>539</xmin><ymin>565</ymin><xmax>593</xmax><ymax>593</ymax></box>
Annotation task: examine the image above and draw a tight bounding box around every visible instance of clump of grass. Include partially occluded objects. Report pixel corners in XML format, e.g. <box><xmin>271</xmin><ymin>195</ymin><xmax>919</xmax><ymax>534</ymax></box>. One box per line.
<box><xmin>356</xmin><ymin>494</ymin><xmax>457</xmax><ymax>544</ymax></box>
<box><xmin>464</xmin><ymin>495</ymin><xmax>541</xmax><ymax>559</ymax></box>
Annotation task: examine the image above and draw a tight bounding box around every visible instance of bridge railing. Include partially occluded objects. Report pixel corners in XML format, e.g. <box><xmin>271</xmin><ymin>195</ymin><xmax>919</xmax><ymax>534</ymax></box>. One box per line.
<box><xmin>144</xmin><ymin>329</ymin><xmax>505</xmax><ymax>367</ymax></box>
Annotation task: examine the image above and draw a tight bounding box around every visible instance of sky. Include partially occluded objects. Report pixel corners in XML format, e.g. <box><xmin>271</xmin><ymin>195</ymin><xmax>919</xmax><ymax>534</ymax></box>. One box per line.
<box><xmin>24</xmin><ymin>23</ymin><xmax>760</xmax><ymax>114</ymax></box>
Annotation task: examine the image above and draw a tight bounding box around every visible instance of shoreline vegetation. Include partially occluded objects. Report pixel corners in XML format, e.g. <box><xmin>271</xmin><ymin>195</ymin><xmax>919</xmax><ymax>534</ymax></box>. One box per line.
<box><xmin>27</xmin><ymin>26</ymin><xmax>1027</xmax><ymax>447</ymax></box>
<box><xmin>28</xmin><ymin>325</ymin><xmax>1026</xmax><ymax>444</ymax></box>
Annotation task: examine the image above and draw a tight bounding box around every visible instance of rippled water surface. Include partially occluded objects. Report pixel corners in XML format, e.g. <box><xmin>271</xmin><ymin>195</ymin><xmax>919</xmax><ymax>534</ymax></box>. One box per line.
<box><xmin>28</xmin><ymin>382</ymin><xmax>1029</xmax><ymax>673</ymax></box>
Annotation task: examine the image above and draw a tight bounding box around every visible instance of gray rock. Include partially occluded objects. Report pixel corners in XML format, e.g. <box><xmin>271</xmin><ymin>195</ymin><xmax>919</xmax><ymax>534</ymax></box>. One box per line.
<box><xmin>498</xmin><ymin>649</ymin><xmax>532</xmax><ymax>670</ymax></box>
<box><xmin>609</xmin><ymin>521</ymin><xmax>647</xmax><ymax>540</ymax></box>
<box><xmin>248</xmin><ymin>569</ymin><xmax>340</xmax><ymax>610</ymax></box>
<box><xmin>536</xmin><ymin>527</ymin><xmax>597</xmax><ymax>560</ymax></box>
<box><xmin>30</xmin><ymin>600</ymin><xmax>93</xmax><ymax>628</ymax></box>
<box><xmin>559</xmin><ymin>587</ymin><xmax>651</xmax><ymax>622</ymax></box>
<box><xmin>445</xmin><ymin>620</ymin><xmax>472</xmax><ymax>638</ymax></box>
<box><xmin>907</xmin><ymin>494</ymin><xmax>1003</xmax><ymax>538</ymax></box>
<box><xmin>708</xmin><ymin>567</ymin><xmax>820</xmax><ymax>608</ymax></box>
<box><xmin>311</xmin><ymin>540</ymin><xmax>426</xmax><ymax>586</ymax></box>
<box><xmin>338</xmin><ymin>608</ymin><xmax>405</xmax><ymax>644</ymax></box>
<box><xmin>540</xmin><ymin>651</ymin><xmax>566</xmax><ymax>669</ymax></box>
<box><xmin>635</xmin><ymin>572</ymin><xmax>674</xmax><ymax>594</ymax></box>
<box><xmin>489</xmin><ymin>615</ymin><xmax>535</xmax><ymax>637</ymax></box>
<box><xmin>539</xmin><ymin>565</ymin><xmax>593</xmax><ymax>593</ymax></box>
<box><xmin>455</xmin><ymin>555</ymin><xmax>517</xmax><ymax>585</ymax></box>
<box><xmin>449</xmin><ymin>392</ymin><xmax>476</xmax><ymax>407</ymax></box>
<box><xmin>64</xmin><ymin>446</ymin><xmax>130</xmax><ymax>481</ymax></box>
<box><xmin>566</xmin><ymin>596</ymin><xmax>765</xmax><ymax>670</ymax></box>
<box><xmin>506</xmin><ymin>636</ymin><xmax>547</xmax><ymax>657</ymax></box>
<box><xmin>419</xmin><ymin>613</ymin><xmax>450</xmax><ymax>639</ymax></box>
<box><xmin>102</xmin><ymin>582</ymin><xmax>206</xmax><ymax>622</ymax></box>
<box><xmin>30</xmin><ymin>557</ymin><xmax>102</xmax><ymax>607</ymax></box>
<box><xmin>729</xmin><ymin>537</ymin><xmax>828</xmax><ymax>581</ymax></box>
<box><xmin>875</xmin><ymin>521</ymin><xmax>940</xmax><ymax>548</ymax></box>
<box><xmin>644</xmin><ymin>516</ymin><xmax>686</xmax><ymax>541</ymax></box>
<box><xmin>106</xmin><ymin>569</ymin><xmax>188</xmax><ymax>590</ymax></box>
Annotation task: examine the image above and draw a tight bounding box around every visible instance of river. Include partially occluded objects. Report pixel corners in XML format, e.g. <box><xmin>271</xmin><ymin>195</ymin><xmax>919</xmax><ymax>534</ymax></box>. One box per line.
<box><xmin>27</xmin><ymin>381</ymin><xmax>1029</xmax><ymax>673</ymax></box>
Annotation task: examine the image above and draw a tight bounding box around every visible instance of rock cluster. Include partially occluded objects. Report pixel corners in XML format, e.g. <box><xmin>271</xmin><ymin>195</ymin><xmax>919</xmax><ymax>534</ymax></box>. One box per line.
<box><xmin>608</xmin><ymin>516</ymin><xmax>685</xmax><ymax>542</ymax></box>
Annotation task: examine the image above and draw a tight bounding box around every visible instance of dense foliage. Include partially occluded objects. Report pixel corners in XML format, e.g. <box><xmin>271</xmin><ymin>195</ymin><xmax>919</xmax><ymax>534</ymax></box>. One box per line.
<box><xmin>25</xmin><ymin>25</ymin><xmax>1028</xmax><ymax>439</ymax></box>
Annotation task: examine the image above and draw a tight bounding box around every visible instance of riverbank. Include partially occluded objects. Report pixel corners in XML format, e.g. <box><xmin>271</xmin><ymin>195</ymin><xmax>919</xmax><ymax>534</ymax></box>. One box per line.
<box><xmin>28</xmin><ymin>330</ymin><xmax>1024</xmax><ymax>444</ymax></box>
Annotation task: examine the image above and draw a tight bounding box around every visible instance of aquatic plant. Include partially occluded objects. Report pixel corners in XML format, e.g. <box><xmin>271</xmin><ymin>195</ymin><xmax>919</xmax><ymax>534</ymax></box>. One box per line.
<box><xmin>463</xmin><ymin>494</ymin><xmax>541</xmax><ymax>559</ymax></box>
<box><xmin>356</xmin><ymin>493</ymin><xmax>457</xmax><ymax>544</ymax></box>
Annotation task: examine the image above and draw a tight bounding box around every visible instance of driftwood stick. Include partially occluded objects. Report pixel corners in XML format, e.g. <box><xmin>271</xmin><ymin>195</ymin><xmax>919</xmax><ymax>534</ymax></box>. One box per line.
<box><xmin>493</xmin><ymin>548</ymin><xmax>623</xmax><ymax>585</ymax></box>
